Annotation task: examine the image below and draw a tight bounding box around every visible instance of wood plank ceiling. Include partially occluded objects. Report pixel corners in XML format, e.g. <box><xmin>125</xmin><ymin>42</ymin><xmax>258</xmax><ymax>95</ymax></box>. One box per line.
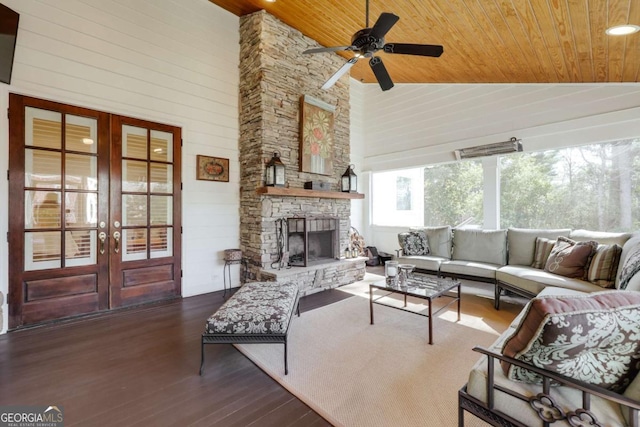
<box><xmin>209</xmin><ymin>0</ymin><xmax>640</xmax><ymax>84</ymax></box>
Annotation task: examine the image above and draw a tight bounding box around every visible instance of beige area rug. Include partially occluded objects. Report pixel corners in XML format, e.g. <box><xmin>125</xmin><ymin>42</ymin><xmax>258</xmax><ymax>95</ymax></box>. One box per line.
<box><xmin>236</xmin><ymin>274</ymin><xmax>523</xmax><ymax>427</ymax></box>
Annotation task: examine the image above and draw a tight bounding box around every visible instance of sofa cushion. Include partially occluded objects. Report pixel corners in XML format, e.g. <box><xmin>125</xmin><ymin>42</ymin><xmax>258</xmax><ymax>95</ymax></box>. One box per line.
<box><xmin>410</xmin><ymin>226</ymin><xmax>452</xmax><ymax>259</ymax></box>
<box><xmin>618</xmin><ymin>236</ymin><xmax>640</xmax><ymax>291</ymax></box>
<box><xmin>507</xmin><ymin>228</ymin><xmax>571</xmax><ymax>266</ymax></box>
<box><xmin>452</xmin><ymin>228</ymin><xmax>507</xmax><ymax>265</ymax></box>
<box><xmin>531</xmin><ymin>237</ymin><xmax>555</xmax><ymax>269</ymax></box>
<box><xmin>501</xmin><ymin>291</ymin><xmax>640</xmax><ymax>392</ymax></box>
<box><xmin>398</xmin><ymin>230</ymin><xmax>430</xmax><ymax>256</ymax></box>
<box><xmin>395</xmin><ymin>255</ymin><xmax>443</xmax><ymax>273</ymax></box>
<box><xmin>587</xmin><ymin>244</ymin><xmax>622</xmax><ymax>288</ymax></box>
<box><xmin>544</xmin><ymin>236</ymin><xmax>597</xmax><ymax>279</ymax></box>
<box><xmin>569</xmin><ymin>229</ymin><xmax>633</xmax><ymax>247</ymax></box>
<box><xmin>497</xmin><ymin>266</ymin><xmax>603</xmax><ymax>296</ymax></box>
<box><xmin>619</xmin><ymin>244</ymin><xmax>640</xmax><ymax>291</ymax></box>
<box><xmin>439</xmin><ymin>260</ymin><xmax>499</xmax><ymax>280</ymax></box>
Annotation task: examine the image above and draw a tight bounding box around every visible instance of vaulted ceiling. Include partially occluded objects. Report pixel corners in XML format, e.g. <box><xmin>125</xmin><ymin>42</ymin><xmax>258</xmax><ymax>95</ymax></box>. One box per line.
<box><xmin>209</xmin><ymin>0</ymin><xmax>639</xmax><ymax>84</ymax></box>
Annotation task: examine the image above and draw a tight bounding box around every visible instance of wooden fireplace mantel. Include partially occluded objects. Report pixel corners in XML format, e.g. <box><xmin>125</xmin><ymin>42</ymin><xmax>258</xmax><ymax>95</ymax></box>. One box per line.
<box><xmin>256</xmin><ymin>187</ymin><xmax>364</xmax><ymax>200</ymax></box>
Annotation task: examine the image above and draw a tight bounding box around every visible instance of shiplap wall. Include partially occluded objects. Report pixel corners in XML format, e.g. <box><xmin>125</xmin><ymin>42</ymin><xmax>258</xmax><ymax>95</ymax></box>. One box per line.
<box><xmin>361</xmin><ymin>83</ymin><xmax>640</xmax><ymax>171</ymax></box>
<box><xmin>0</xmin><ymin>0</ymin><xmax>240</xmax><ymax>332</ymax></box>
<box><xmin>349</xmin><ymin>79</ymin><xmax>366</xmax><ymax>241</ymax></box>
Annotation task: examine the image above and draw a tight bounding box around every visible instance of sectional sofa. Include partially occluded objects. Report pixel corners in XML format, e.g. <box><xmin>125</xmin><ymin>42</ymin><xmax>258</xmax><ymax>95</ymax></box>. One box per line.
<box><xmin>394</xmin><ymin>226</ymin><xmax>640</xmax><ymax>426</ymax></box>
<box><xmin>394</xmin><ymin>226</ymin><xmax>640</xmax><ymax>308</ymax></box>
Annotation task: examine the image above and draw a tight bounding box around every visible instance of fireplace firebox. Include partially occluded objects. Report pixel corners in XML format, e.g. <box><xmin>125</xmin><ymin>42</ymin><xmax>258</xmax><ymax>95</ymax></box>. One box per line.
<box><xmin>287</xmin><ymin>217</ymin><xmax>339</xmax><ymax>267</ymax></box>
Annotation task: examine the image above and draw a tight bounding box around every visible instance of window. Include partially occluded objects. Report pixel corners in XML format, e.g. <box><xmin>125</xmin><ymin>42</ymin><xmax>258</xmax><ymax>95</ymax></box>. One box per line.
<box><xmin>500</xmin><ymin>139</ymin><xmax>639</xmax><ymax>232</ymax></box>
<box><xmin>372</xmin><ymin>169</ymin><xmax>423</xmax><ymax>226</ymax></box>
<box><xmin>424</xmin><ymin>160</ymin><xmax>483</xmax><ymax>227</ymax></box>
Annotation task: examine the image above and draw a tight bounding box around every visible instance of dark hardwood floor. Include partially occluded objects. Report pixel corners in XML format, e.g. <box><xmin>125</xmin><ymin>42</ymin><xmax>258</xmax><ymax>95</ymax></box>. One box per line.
<box><xmin>0</xmin><ymin>285</ymin><xmax>355</xmax><ymax>426</ymax></box>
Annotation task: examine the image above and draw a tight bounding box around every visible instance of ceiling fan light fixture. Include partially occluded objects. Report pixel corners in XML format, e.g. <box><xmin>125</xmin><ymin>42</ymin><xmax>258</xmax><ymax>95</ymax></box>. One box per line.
<box><xmin>605</xmin><ymin>24</ymin><xmax>640</xmax><ymax>36</ymax></box>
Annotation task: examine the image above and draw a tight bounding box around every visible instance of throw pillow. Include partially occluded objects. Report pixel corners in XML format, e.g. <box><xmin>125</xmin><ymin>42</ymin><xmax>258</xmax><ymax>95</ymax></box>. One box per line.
<box><xmin>544</xmin><ymin>236</ymin><xmax>597</xmax><ymax>279</ymax></box>
<box><xmin>397</xmin><ymin>231</ymin><xmax>430</xmax><ymax>256</ymax></box>
<box><xmin>619</xmin><ymin>245</ymin><xmax>640</xmax><ymax>290</ymax></box>
<box><xmin>587</xmin><ymin>244</ymin><xmax>622</xmax><ymax>288</ymax></box>
<box><xmin>531</xmin><ymin>237</ymin><xmax>555</xmax><ymax>269</ymax></box>
<box><xmin>501</xmin><ymin>291</ymin><xmax>640</xmax><ymax>392</ymax></box>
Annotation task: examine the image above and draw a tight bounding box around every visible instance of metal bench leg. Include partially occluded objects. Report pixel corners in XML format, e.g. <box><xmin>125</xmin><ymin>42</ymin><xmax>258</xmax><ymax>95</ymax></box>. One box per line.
<box><xmin>199</xmin><ymin>339</ymin><xmax>205</xmax><ymax>375</ymax></box>
<box><xmin>284</xmin><ymin>339</ymin><xmax>288</xmax><ymax>375</ymax></box>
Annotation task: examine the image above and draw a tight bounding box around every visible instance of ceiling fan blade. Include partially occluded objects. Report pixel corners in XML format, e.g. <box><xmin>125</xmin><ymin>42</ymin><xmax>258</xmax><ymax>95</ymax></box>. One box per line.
<box><xmin>369</xmin><ymin>56</ymin><xmax>394</xmax><ymax>91</ymax></box>
<box><xmin>383</xmin><ymin>43</ymin><xmax>444</xmax><ymax>57</ymax></box>
<box><xmin>369</xmin><ymin>12</ymin><xmax>399</xmax><ymax>39</ymax></box>
<box><xmin>303</xmin><ymin>46</ymin><xmax>355</xmax><ymax>54</ymax></box>
<box><xmin>321</xmin><ymin>57</ymin><xmax>358</xmax><ymax>90</ymax></box>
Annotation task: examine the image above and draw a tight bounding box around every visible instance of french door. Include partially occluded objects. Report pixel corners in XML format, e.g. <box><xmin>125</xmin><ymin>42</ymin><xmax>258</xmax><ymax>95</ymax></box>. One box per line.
<box><xmin>8</xmin><ymin>95</ymin><xmax>182</xmax><ymax>329</ymax></box>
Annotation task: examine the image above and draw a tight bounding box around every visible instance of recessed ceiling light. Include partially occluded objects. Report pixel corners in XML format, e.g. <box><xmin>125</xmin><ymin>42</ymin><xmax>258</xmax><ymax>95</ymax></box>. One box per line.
<box><xmin>605</xmin><ymin>24</ymin><xmax>640</xmax><ymax>36</ymax></box>
<box><xmin>82</xmin><ymin>138</ymin><xmax>94</xmax><ymax>145</ymax></box>
<box><xmin>265</xmin><ymin>0</ymin><xmax>276</xmax><ymax>3</ymax></box>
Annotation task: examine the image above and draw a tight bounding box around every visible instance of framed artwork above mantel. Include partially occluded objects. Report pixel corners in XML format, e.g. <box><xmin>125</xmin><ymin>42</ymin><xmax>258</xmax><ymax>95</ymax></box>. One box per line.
<box><xmin>299</xmin><ymin>95</ymin><xmax>335</xmax><ymax>176</ymax></box>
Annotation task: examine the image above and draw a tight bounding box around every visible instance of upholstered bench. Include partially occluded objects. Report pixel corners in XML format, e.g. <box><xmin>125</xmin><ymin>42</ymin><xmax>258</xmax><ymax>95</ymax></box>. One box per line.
<box><xmin>200</xmin><ymin>281</ymin><xmax>300</xmax><ymax>375</ymax></box>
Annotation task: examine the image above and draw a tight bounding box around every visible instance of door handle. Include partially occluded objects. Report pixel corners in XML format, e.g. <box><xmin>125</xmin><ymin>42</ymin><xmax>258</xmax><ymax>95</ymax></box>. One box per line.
<box><xmin>113</xmin><ymin>231</ymin><xmax>121</xmax><ymax>253</ymax></box>
<box><xmin>98</xmin><ymin>232</ymin><xmax>107</xmax><ymax>255</ymax></box>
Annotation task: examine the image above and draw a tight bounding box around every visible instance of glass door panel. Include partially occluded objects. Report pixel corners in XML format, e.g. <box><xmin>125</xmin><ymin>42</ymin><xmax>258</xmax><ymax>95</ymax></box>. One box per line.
<box><xmin>25</xmin><ymin>231</ymin><xmax>61</xmax><ymax>270</ymax></box>
<box><xmin>65</xmin><ymin>114</ymin><xmax>98</xmax><ymax>154</ymax></box>
<box><xmin>150</xmin><ymin>163</ymin><xmax>172</xmax><ymax>193</ymax></box>
<box><xmin>150</xmin><ymin>195</ymin><xmax>173</xmax><ymax>225</ymax></box>
<box><xmin>123</xmin><ymin>228</ymin><xmax>147</xmax><ymax>262</ymax></box>
<box><xmin>65</xmin><ymin>154</ymin><xmax>97</xmax><ymax>190</ymax></box>
<box><xmin>64</xmin><ymin>192</ymin><xmax>98</xmax><ymax>227</ymax></box>
<box><xmin>150</xmin><ymin>227</ymin><xmax>172</xmax><ymax>258</ymax></box>
<box><xmin>122</xmin><ymin>160</ymin><xmax>148</xmax><ymax>192</ymax></box>
<box><xmin>65</xmin><ymin>230</ymin><xmax>96</xmax><ymax>267</ymax></box>
<box><xmin>26</xmin><ymin>107</ymin><xmax>61</xmax><ymax>149</ymax></box>
<box><xmin>25</xmin><ymin>150</ymin><xmax>62</xmax><ymax>188</ymax></box>
<box><xmin>122</xmin><ymin>195</ymin><xmax>148</xmax><ymax>226</ymax></box>
<box><xmin>150</xmin><ymin>130</ymin><xmax>173</xmax><ymax>162</ymax></box>
<box><xmin>123</xmin><ymin>125</ymin><xmax>147</xmax><ymax>159</ymax></box>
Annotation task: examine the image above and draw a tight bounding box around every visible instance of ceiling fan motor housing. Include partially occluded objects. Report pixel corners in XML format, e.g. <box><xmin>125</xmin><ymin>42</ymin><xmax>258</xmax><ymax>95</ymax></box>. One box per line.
<box><xmin>351</xmin><ymin>28</ymin><xmax>384</xmax><ymax>57</ymax></box>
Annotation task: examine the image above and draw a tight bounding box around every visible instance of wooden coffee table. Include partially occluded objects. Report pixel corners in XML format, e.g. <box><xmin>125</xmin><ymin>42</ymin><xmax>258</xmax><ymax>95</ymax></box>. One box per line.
<box><xmin>369</xmin><ymin>274</ymin><xmax>461</xmax><ymax>344</ymax></box>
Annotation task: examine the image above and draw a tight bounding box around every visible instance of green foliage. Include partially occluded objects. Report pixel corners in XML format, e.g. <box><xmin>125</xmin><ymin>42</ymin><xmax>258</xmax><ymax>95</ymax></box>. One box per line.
<box><xmin>424</xmin><ymin>161</ymin><xmax>483</xmax><ymax>226</ymax></box>
<box><xmin>421</xmin><ymin>139</ymin><xmax>640</xmax><ymax>232</ymax></box>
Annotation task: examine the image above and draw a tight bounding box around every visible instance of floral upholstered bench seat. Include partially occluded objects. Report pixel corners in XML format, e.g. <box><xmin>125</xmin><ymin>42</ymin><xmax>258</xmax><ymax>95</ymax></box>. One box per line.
<box><xmin>200</xmin><ymin>281</ymin><xmax>300</xmax><ymax>375</ymax></box>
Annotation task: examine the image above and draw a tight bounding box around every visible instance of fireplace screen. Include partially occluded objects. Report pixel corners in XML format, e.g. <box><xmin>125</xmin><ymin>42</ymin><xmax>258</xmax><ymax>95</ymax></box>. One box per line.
<box><xmin>287</xmin><ymin>217</ymin><xmax>339</xmax><ymax>267</ymax></box>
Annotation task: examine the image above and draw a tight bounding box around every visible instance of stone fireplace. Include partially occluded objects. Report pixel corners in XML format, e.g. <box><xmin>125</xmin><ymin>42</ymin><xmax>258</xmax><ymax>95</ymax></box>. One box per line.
<box><xmin>287</xmin><ymin>217</ymin><xmax>339</xmax><ymax>267</ymax></box>
<box><xmin>237</xmin><ymin>11</ymin><xmax>365</xmax><ymax>294</ymax></box>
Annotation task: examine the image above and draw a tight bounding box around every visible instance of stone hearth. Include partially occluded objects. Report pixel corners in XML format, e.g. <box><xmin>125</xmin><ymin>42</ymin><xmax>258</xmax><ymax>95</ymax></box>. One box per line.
<box><xmin>237</xmin><ymin>11</ymin><xmax>364</xmax><ymax>294</ymax></box>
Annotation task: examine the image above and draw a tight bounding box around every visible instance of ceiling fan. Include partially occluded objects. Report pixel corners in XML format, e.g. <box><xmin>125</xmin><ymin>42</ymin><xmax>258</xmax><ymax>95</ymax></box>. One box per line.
<box><xmin>303</xmin><ymin>0</ymin><xmax>444</xmax><ymax>91</ymax></box>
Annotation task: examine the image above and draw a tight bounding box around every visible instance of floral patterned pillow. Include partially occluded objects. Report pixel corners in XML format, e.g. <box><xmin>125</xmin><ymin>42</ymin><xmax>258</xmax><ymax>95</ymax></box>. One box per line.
<box><xmin>501</xmin><ymin>291</ymin><xmax>640</xmax><ymax>392</ymax></box>
<box><xmin>398</xmin><ymin>231</ymin><xmax>430</xmax><ymax>256</ymax></box>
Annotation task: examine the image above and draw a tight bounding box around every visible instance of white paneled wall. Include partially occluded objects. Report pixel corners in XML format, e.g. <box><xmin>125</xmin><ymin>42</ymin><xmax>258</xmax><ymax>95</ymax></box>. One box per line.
<box><xmin>349</xmin><ymin>79</ymin><xmax>366</xmax><ymax>241</ymax></box>
<box><xmin>0</xmin><ymin>0</ymin><xmax>240</xmax><ymax>331</ymax></box>
<box><xmin>361</xmin><ymin>83</ymin><xmax>640</xmax><ymax>171</ymax></box>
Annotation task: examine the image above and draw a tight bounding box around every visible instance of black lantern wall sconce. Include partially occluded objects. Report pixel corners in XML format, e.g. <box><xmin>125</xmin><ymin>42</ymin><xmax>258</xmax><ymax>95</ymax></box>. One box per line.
<box><xmin>265</xmin><ymin>152</ymin><xmax>286</xmax><ymax>187</ymax></box>
<box><xmin>341</xmin><ymin>164</ymin><xmax>357</xmax><ymax>193</ymax></box>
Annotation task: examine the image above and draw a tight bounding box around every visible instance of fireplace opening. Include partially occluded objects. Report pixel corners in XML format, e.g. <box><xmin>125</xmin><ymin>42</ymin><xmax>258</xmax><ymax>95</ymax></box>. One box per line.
<box><xmin>287</xmin><ymin>217</ymin><xmax>339</xmax><ymax>267</ymax></box>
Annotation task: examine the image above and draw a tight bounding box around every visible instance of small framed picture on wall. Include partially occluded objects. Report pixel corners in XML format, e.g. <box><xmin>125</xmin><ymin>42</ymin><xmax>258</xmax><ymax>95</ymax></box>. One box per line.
<box><xmin>197</xmin><ymin>155</ymin><xmax>229</xmax><ymax>182</ymax></box>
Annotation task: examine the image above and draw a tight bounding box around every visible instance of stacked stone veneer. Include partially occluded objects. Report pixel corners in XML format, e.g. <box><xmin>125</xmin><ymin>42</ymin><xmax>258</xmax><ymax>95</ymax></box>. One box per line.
<box><xmin>239</xmin><ymin>11</ymin><xmax>363</xmax><ymax>292</ymax></box>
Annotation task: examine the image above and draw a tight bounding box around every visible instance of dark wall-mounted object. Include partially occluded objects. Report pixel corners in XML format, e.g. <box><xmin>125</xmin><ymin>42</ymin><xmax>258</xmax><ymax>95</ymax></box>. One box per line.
<box><xmin>0</xmin><ymin>3</ymin><xmax>19</xmax><ymax>85</ymax></box>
